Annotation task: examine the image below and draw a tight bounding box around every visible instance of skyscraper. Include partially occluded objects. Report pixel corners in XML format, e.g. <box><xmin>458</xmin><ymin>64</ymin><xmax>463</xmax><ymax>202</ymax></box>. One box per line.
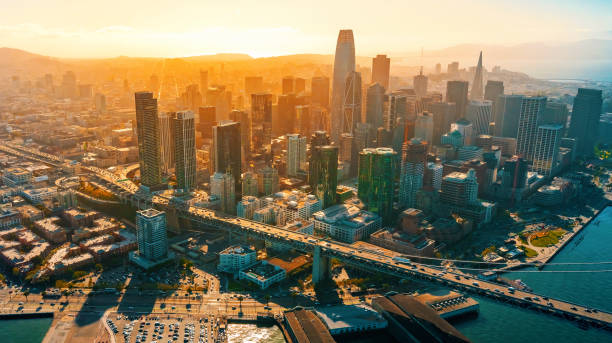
<box><xmin>258</xmin><ymin>165</ymin><xmax>280</xmax><ymax>196</ymax></box>
<box><xmin>200</xmin><ymin>70</ymin><xmax>208</xmax><ymax>98</ymax></box>
<box><xmin>568</xmin><ymin>88</ymin><xmax>603</xmax><ymax>157</ymax></box>
<box><xmin>198</xmin><ymin>106</ymin><xmax>216</xmax><ymax>140</ymax></box>
<box><xmin>414</xmin><ymin>112</ymin><xmax>434</xmax><ymax>144</ymax></box>
<box><xmin>278</xmin><ymin>93</ymin><xmax>297</xmax><ymax>135</ymax></box>
<box><xmin>466</xmin><ymin>100</ymin><xmax>493</xmax><ymax>135</ymax></box>
<box><xmin>516</xmin><ymin>96</ymin><xmax>547</xmax><ymax>162</ymax></box>
<box><xmin>331</xmin><ymin>29</ymin><xmax>356</xmax><ymax>143</ymax></box>
<box><xmin>372</xmin><ymin>54</ymin><xmax>390</xmax><ymax>90</ymax></box>
<box><xmin>366</xmin><ymin>83</ymin><xmax>385</xmax><ymax>130</ymax></box>
<box><xmin>282</xmin><ymin>76</ymin><xmax>295</xmax><ymax>95</ymax></box>
<box><xmin>358</xmin><ymin>147</ymin><xmax>396</xmax><ymax>224</ymax></box>
<box><xmin>251</xmin><ymin>93</ymin><xmax>273</xmax><ymax>149</ymax></box>
<box><xmin>532</xmin><ymin>124</ymin><xmax>562</xmax><ymax>176</ymax></box>
<box><xmin>343</xmin><ymin>71</ymin><xmax>362</xmax><ymax>134</ymax></box>
<box><xmin>213</xmin><ymin>121</ymin><xmax>242</xmax><ymax>192</ymax></box>
<box><xmin>311</xmin><ymin>76</ymin><xmax>330</xmax><ymax>108</ymax></box>
<box><xmin>484</xmin><ymin>80</ymin><xmax>504</xmax><ymax>103</ymax></box>
<box><xmin>245</xmin><ymin>76</ymin><xmax>263</xmax><ymax>95</ymax></box>
<box><xmin>470</xmin><ymin>51</ymin><xmax>484</xmax><ymax>100</ymax></box>
<box><xmin>399</xmin><ymin>138</ymin><xmax>428</xmax><ymax>208</ymax></box>
<box><xmin>446</xmin><ymin>81</ymin><xmax>469</xmax><ymax>120</ymax></box>
<box><xmin>229</xmin><ymin>110</ymin><xmax>251</xmax><ymax>162</ymax></box>
<box><xmin>211</xmin><ymin>171</ymin><xmax>236</xmax><ymax>214</ymax></box>
<box><xmin>135</xmin><ymin>92</ymin><xmax>163</xmax><ymax>189</ymax></box>
<box><xmin>384</xmin><ymin>92</ymin><xmax>407</xmax><ymax>132</ymax></box>
<box><xmin>158</xmin><ymin>112</ymin><xmax>175</xmax><ymax>174</ymax></box>
<box><xmin>287</xmin><ymin>134</ymin><xmax>307</xmax><ymax>177</ymax></box>
<box><xmin>309</xmin><ymin>145</ymin><xmax>338</xmax><ymax>209</ymax></box>
<box><xmin>494</xmin><ymin>94</ymin><xmax>523</xmax><ymax>138</ymax></box>
<box><xmin>431</xmin><ymin>102</ymin><xmax>456</xmax><ymax>145</ymax></box>
<box><xmin>413</xmin><ymin>68</ymin><xmax>428</xmax><ymax>97</ymax></box>
<box><xmin>439</xmin><ymin>169</ymin><xmax>478</xmax><ymax>207</ymax></box>
<box><xmin>135</xmin><ymin>209</ymin><xmax>168</xmax><ymax>261</ymax></box>
<box><xmin>173</xmin><ymin>111</ymin><xmax>196</xmax><ymax>192</ymax></box>
<box><xmin>295</xmin><ymin>78</ymin><xmax>306</xmax><ymax>94</ymax></box>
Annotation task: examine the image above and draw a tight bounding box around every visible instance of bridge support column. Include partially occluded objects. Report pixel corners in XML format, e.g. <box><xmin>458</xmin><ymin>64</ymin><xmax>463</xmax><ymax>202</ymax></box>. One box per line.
<box><xmin>312</xmin><ymin>246</ymin><xmax>329</xmax><ymax>285</ymax></box>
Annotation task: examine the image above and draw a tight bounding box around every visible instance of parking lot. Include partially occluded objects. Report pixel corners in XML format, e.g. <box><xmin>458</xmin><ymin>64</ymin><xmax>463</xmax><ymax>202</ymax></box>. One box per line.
<box><xmin>107</xmin><ymin>313</ymin><xmax>226</xmax><ymax>343</ymax></box>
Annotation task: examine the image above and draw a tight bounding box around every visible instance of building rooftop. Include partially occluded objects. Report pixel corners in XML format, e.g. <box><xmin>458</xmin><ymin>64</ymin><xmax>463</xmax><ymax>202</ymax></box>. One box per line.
<box><xmin>220</xmin><ymin>245</ymin><xmax>254</xmax><ymax>256</ymax></box>
<box><xmin>137</xmin><ymin>208</ymin><xmax>164</xmax><ymax>218</ymax></box>
<box><xmin>315</xmin><ymin>304</ymin><xmax>386</xmax><ymax>332</ymax></box>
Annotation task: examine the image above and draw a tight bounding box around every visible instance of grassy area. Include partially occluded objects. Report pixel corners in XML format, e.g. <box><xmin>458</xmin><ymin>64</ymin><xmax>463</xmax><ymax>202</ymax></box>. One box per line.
<box><xmin>530</xmin><ymin>228</ymin><xmax>567</xmax><ymax>247</ymax></box>
<box><xmin>79</xmin><ymin>181</ymin><xmax>118</xmax><ymax>201</ymax></box>
<box><xmin>519</xmin><ymin>245</ymin><xmax>538</xmax><ymax>258</ymax></box>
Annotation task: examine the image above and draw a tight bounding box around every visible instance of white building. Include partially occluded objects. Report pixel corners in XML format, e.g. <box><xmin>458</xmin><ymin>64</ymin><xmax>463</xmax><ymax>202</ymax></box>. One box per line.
<box><xmin>532</xmin><ymin>124</ymin><xmax>562</xmax><ymax>176</ymax></box>
<box><xmin>287</xmin><ymin>134</ymin><xmax>307</xmax><ymax>177</ymax></box>
<box><xmin>238</xmin><ymin>260</ymin><xmax>286</xmax><ymax>289</ymax></box>
<box><xmin>211</xmin><ymin>171</ymin><xmax>236</xmax><ymax>214</ymax></box>
<box><xmin>236</xmin><ymin>196</ymin><xmax>261</xmax><ymax>220</ymax></box>
<box><xmin>313</xmin><ymin>204</ymin><xmax>382</xmax><ymax>243</ymax></box>
<box><xmin>218</xmin><ymin>245</ymin><xmax>257</xmax><ymax>273</ymax></box>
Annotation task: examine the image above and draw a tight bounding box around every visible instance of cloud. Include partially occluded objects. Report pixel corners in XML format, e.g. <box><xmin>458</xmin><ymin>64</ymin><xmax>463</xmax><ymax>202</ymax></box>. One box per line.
<box><xmin>95</xmin><ymin>26</ymin><xmax>135</xmax><ymax>33</ymax></box>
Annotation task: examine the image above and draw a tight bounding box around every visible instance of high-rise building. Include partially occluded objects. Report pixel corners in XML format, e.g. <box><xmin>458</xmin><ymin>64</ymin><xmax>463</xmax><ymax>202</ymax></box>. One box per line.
<box><xmin>447</xmin><ymin>62</ymin><xmax>459</xmax><ymax>74</ymax></box>
<box><xmin>61</xmin><ymin>71</ymin><xmax>78</xmax><ymax>99</ymax></box>
<box><xmin>309</xmin><ymin>145</ymin><xmax>338</xmax><ymax>209</ymax></box>
<box><xmin>135</xmin><ymin>209</ymin><xmax>168</xmax><ymax>261</ymax></box>
<box><xmin>158</xmin><ymin>113</ymin><xmax>175</xmax><ymax>174</ymax></box>
<box><xmin>413</xmin><ymin>68</ymin><xmax>428</xmax><ymax>97</ymax></box>
<box><xmin>311</xmin><ymin>76</ymin><xmax>330</xmax><ymax>108</ymax></box>
<box><xmin>435</xmin><ymin>63</ymin><xmax>442</xmax><ymax>74</ymax></box>
<box><xmin>366</xmin><ymin>83</ymin><xmax>385</xmax><ymax>130</ymax></box>
<box><xmin>180</xmin><ymin>84</ymin><xmax>202</xmax><ymax>111</ymax></box>
<box><xmin>287</xmin><ymin>134</ymin><xmax>307</xmax><ymax>177</ymax></box>
<box><xmin>484</xmin><ymin>81</ymin><xmax>504</xmax><ymax>103</ymax></box>
<box><xmin>451</xmin><ymin>119</ymin><xmax>474</xmax><ymax>146</ymax></box>
<box><xmin>439</xmin><ymin>169</ymin><xmax>478</xmax><ymax>207</ymax></box>
<box><xmin>251</xmin><ymin>93</ymin><xmax>273</xmax><ymax>149</ymax></box>
<box><xmin>466</xmin><ymin>100</ymin><xmax>493</xmax><ymax>135</ymax></box>
<box><xmin>372</xmin><ymin>54</ymin><xmax>390</xmax><ymax>90</ymax></box>
<box><xmin>242</xmin><ymin>172</ymin><xmax>258</xmax><ymax>197</ymax></box>
<box><xmin>198</xmin><ymin>106</ymin><xmax>216</xmax><ymax>140</ymax></box>
<box><xmin>358</xmin><ymin>148</ymin><xmax>396</xmax><ymax>224</ymax></box>
<box><xmin>211</xmin><ymin>171</ymin><xmax>236</xmax><ymax>214</ymax></box>
<box><xmin>311</xmin><ymin>130</ymin><xmax>331</xmax><ymax>148</ymax></box>
<box><xmin>258</xmin><ymin>165</ymin><xmax>279</xmax><ymax>196</ymax></box>
<box><xmin>173</xmin><ymin>111</ymin><xmax>196</xmax><ymax>192</ymax></box>
<box><xmin>245</xmin><ymin>76</ymin><xmax>263</xmax><ymax>95</ymax></box>
<box><xmin>295</xmin><ymin>78</ymin><xmax>306</xmax><ymax>94</ymax></box>
<box><xmin>431</xmin><ymin>102</ymin><xmax>456</xmax><ymax>145</ymax></box>
<box><xmin>295</xmin><ymin>105</ymin><xmax>312</xmax><ymax>137</ymax></box>
<box><xmin>200</xmin><ymin>70</ymin><xmax>208</xmax><ymax>98</ymax></box>
<box><xmin>399</xmin><ymin>138</ymin><xmax>428</xmax><ymax>208</ymax></box>
<box><xmin>532</xmin><ymin>124</ymin><xmax>563</xmax><ymax>176</ymax></box>
<box><xmin>342</xmin><ymin>71</ymin><xmax>362</xmax><ymax>134</ymax></box>
<box><xmin>331</xmin><ymin>29</ymin><xmax>356</xmax><ymax>144</ymax></box>
<box><xmin>516</xmin><ymin>96</ymin><xmax>547</xmax><ymax>162</ymax></box>
<box><xmin>470</xmin><ymin>52</ymin><xmax>484</xmax><ymax>100</ymax></box>
<box><xmin>384</xmin><ymin>92</ymin><xmax>407</xmax><ymax>132</ymax></box>
<box><xmin>446</xmin><ymin>81</ymin><xmax>469</xmax><ymax>120</ymax></box>
<box><xmin>494</xmin><ymin>95</ymin><xmax>523</xmax><ymax>138</ymax></box>
<box><xmin>414</xmin><ymin>112</ymin><xmax>434</xmax><ymax>144</ymax></box>
<box><xmin>213</xmin><ymin>121</ymin><xmax>242</xmax><ymax>191</ymax></box>
<box><xmin>354</xmin><ymin>122</ymin><xmax>374</xmax><ymax>152</ymax></box>
<box><xmin>282</xmin><ymin>76</ymin><xmax>295</xmax><ymax>95</ymax></box>
<box><xmin>94</xmin><ymin>93</ymin><xmax>107</xmax><ymax>115</ymax></box>
<box><xmin>278</xmin><ymin>94</ymin><xmax>297</xmax><ymax>135</ymax></box>
<box><xmin>229</xmin><ymin>110</ymin><xmax>251</xmax><ymax>162</ymax></box>
<box><xmin>542</xmin><ymin>101</ymin><xmax>569</xmax><ymax>128</ymax></box>
<box><xmin>568</xmin><ymin>88</ymin><xmax>603</xmax><ymax>157</ymax></box>
<box><xmin>501</xmin><ymin>156</ymin><xmax>528</xmax><ymax>199</ymax></box>
<box><xmin>135</xmin><ymin>92</ymin><xmax>163</xmax><ymax>188</ymax></box>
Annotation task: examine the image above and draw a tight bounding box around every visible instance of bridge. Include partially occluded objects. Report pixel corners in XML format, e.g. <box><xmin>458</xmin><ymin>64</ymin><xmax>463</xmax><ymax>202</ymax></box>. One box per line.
<box><xmin>3</xmin><ymin>142</ymin><xmax>612</xmax><ymax>329</ymax></box>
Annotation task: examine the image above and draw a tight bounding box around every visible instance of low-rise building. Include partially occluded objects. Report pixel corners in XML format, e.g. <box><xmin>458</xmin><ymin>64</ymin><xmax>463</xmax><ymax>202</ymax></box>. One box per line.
<box><xmin>0</xmin><ymin>206</ymin><xmax>20</xmax><ymax>230</ymax></box>
<box><xmin>217</xmin><ymin>245</ymin><xmax>257</xmax><ymax>273</ymax></box>
<box><xmin>238</xmin><ymin>260</ymin><xmax>286</xmax><ymax>289</ymax></box>
<box><xmin>313</xmin><ymin>204</ymin><xmax>382</xmax><ymax>243</ymax></box>
<box><xmin>33</xmin><ymin>217</ymin><xmax>67</xmax><ymax>243</ymax></box>
<box><xmin>21</xmin><ymin>187</ymin><xmax>57</xmax><ymax>204</ymax></box>
<box><xmin>315</xmin><ymin>304</ymin><xmax>388</xmax><ymax>335</ymax></box>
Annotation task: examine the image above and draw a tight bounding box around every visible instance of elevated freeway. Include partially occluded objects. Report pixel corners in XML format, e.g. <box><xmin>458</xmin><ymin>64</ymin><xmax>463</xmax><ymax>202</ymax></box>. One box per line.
<box><xmin>3</xmin><ymin>142</ymin><xmax>612</xmax><ymax>329</ymax></box>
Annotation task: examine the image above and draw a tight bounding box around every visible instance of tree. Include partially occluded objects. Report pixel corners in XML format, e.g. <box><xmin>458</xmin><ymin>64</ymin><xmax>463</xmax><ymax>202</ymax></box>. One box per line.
<box><xmin>23</xmin><ymin>290</ymin><xmax>30</xmax><ymax>302</ymax></box>
<box><xmin>237</xmin><ymin>295</ymin><xmax>244</xmax><ymax>312</ymax></box>
<box><xmin>264</xmin><ymin>294</ymin><xmax>271</xmax><ymax>307</ymax></box>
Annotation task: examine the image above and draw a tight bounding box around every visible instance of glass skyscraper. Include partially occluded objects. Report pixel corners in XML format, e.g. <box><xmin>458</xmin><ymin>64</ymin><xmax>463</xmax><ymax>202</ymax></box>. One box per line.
<box><xmin>358</xmin><ymin>147</ymin><xmax>397</xmax><ymax>224</ymax></box>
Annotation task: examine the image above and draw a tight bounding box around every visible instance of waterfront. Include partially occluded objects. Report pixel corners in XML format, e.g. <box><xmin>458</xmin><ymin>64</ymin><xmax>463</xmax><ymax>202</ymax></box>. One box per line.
<box><xmin>226</xmin><ymin>323</ymin><xmax>285</xmax><ymax>343</ymax></box>
<box><xmin>0</xmin><ymin>318</ymin><xmax>53</xmax><ymax>343</ymax></box>
<box><xmin>456</xmin><ymin>206</ymin><xmax>612</xmax><ymax>343</ymax></box>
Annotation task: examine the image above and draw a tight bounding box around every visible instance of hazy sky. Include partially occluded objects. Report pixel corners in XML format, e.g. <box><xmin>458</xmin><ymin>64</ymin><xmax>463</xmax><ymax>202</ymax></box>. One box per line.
<box><xmin>1</xmin><ymin>0</ymin><xmax>611</xmax><ymax>58</ymax></box>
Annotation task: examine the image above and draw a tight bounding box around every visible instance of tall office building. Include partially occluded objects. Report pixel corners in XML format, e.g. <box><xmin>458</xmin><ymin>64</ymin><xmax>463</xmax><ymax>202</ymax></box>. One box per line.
<box><xmin>213</xmin><ymin>121</ymin><xmax>242</xmax><ymax>192</ymax></box>
<box><xmin>413</xmin><ymin>68</ymin><xmax>428</xmax><ymax>97</ymax></box>
<box><xmin>470</xmin><ymin>51</ymin><xmax>484</xmax><ymax>100</ymax></box>
<box><xmin>494</xmin><ymin>95</ymin><xmax>523</xmax><ymax>137</ymax></box>
<box><xmin>295</xmin><ymin>78</ymin><xmax>306</xmax><ymax>94</ymax></box>
<box><xmin>245</xmin><ymin>76</ymin><xmax>263</xmax><ymax>95</ymax></box>
<box><xmin>173</xmin><ymin>111</ymin><xmax>196</xmax><ymax>192</ymax></box>
<box><xmin>282</xmin><ymin>76</ymin><xmax>295</xmax><ymax>95</ymax></box>
<box><xmin>372</xmin><ymin>54</ymin><xmax>390</xmax><ymax>90</ymax></box>
<box><xmin>251</xmin><ymin>93</ymin><xmax>273</xmax><ymax>149</ymax></box>
<box><xmin>466</xmin><ymin>100</ymin><xmax>493</xmax><ymax>135</ymax></box>
<box><xmin>451</xmin><ymin>119</ymin><xmax>474</xmax><ymax>146</ymax></box>
<box><xmin>542</xmin><ymin>101</ymin><xmax>569</xmax><ymax>128</ymax></box>
<box><xmin>198</xmin><ymin>106</ymin><xmax>216</xmax><ymax>139</ymax></box>
<box><xmin>366</xmin><ymin>83</ymin><xmax>385</xmax><ymax>130</ymax></box>
<box><xmin>358</xmin><ymin>148</ymin><xmax>396</xmax><ymax>224</ymax></box>
<box><xmin>242</xmin><ymin>172</ymin><xmax>258</xmax><ymax>197</ymax></box>
<box><xmin>354</xmin><ymin>122</ymin><xmax>373</xmax><ymax>152</ymax></box>
<box><xmin>61</xmin><ymin>71</ymin><xmax>78</xmax><ymax>99</ymax></box>
<box><xmin>532</xmin><ymin>124</ymin><xmax>563</xmax><ymax>176</ymax></box>
<box><xmin>258</xmin><ymin>166</ymin><xmax>279</xmax><ymax>196</ymax></box>
<box><xmin>446</xmin><ymin>81</ymin><xmax>469</xmax><ymax>120</ymax></box>
<box><xmin>94</xmin><ymin>93</ymin><xmax>107</xmax><ymax>114</ymax></box>
<box><xmin>211</xmin><ymin>171</ymin><xmax>236</xmax><ymax>214</ymax></box>
<box><xmin>484</xmin><ymin>81</ymin><xmax>504</xmax><ymax>103</ymax></box>
<box><xmin>135</xmin><ymin>92</ymin><xmax>163</xmax><ymax>189</ymax></box>
<box><xmin>200</xmin><ymin>70</ymin><xmax>208</xmax><ymax>97</ymax></box>
<box><xmin>136</xmin><ymin>209</ymin><xmax>168</xmax><ymax>261</ymax></box>
<box><xmin>516</xmin><ymin>96</ymin><xmax>547</xmax><ymax>162</ymax></box>
<box><xmin>447</xmin><ymin>62</ymin><xmax>459</xmax><ymax>74</ymax></box>
<box><xmin>331</xmin><ymin>29</ymin><xmax>356</xmax><ymax>143</ymax></box>
<box><xmin>384</xmin><ymin>93</ymin><xmax>407</xmax><ymax>132</ymax></box>
<box><xmin>343</xmin><ymin>71</ymin><xmax>362</xmax><ymax>134</ymax></box>
<box><xmin>501</xmin><ymin>156</ymin><xmax>528</xmax><ymax>200</ymax></box>
<box><xmin>287</xmin><ymin>134</ymin><xmax>307</xmax><ymax>177</ymax></box>
<box><xmin>229</xmin><ymin>110</ymin><xmax>251</xmax><ymax>162</ymax></box>
<box><xmin>414</xmin><ymin>112</ymin><xmax>433</xmax><ymax>144</ymax></box>
<box><xmin>311</xmin><ymin>76</ymin><xmax>330</xmax><ymax>108</ymax></box>
<box><xmin>568</xmin><ymin>88</ymin><xmax>603</xmax><ymax>157</ymax></box>
<box><xmin>278</xmin><ymin>94</ymin><xmax>297</xmax><ymax>135</ymax></box>
<box><xmin>399</xmin><ymin>138</ymin><xmax>428</xmax><ymax>208</ymax></box>
<box><xmin>180</xmin><ymin>84</ymin><xmax>202</xmax><ymax>111</ymax></box>
<box><xmin>311</xmin><ymin>130</ymin><xmax>331</xmax><ymax>149</ymax></box>
<box><xmin>158</xmin><ymin>113</ymin><xmax>175</xmax><ymax>174</ymax></box>
<box><xmin>309</xmin><ymin>145</ymin><xmax>338</xmax><ymax>209</ymax></box>
<box><xmin>431</xmin><ymin>102</ymin><xmax>456</xmax><ymax>145</ymax></box>
<box><xmin>439</xmin><ymin>169</ymin><xmax>478</xmax><ymax>207</ymax></box>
